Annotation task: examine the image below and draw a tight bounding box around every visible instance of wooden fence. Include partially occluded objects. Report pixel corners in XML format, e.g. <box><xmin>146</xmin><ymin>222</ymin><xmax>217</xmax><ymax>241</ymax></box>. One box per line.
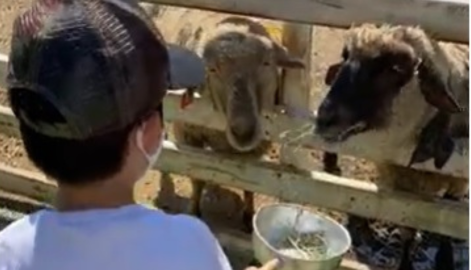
<box><xmin>0</xmin><ymin>0</ymin><xmax>469</xmax><ymax>269</ymax></box>
<box><xmin>144</xmin><ymin>0</ymin><xmax>469</xmax><ymax>43</ymax></box>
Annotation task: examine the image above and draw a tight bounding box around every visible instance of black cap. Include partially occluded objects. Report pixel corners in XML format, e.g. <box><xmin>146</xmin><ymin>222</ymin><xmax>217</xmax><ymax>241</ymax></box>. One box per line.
<box><xmin>7</xmin><ymin>0</ymin><xmax>205</xmax><ymax>139</ymax></box>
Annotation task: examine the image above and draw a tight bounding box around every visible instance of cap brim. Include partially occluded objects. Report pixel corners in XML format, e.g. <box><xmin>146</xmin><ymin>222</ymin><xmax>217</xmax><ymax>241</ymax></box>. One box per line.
<box><xmin>166</xmin><ymin>43</ymin><xmax>205</xmax><ymax>90</ymax></box>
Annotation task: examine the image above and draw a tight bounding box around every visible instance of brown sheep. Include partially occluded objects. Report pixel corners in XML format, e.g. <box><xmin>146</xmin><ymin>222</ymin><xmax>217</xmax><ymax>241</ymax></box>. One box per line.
<box><xmin>153</xmin><ymin>8</ymin><xmax>305</xmax><ymax>231</ymax></box>
<box><xmin>314</xmin><ymin>23</ymin><xmax>468</xmax><ymax>269</ymax></box>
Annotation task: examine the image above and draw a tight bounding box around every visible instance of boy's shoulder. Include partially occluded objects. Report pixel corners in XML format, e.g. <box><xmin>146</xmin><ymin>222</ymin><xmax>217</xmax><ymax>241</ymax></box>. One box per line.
<box><xmin>0</xmin><ymin>210</ymin><xmax>43</xmax><ymax>266</ymax></box>
<box><xmin>162</xmin><ymin>213</ymin><xmax>232</xmax><ymax>270</ymax></box>
<box><xmin>0</xmin><ymin>210</ymin><xmax>41</xmax><ymax>241</ymax></box>
<box><xmin>168</xmin><ymin>213</ymin><xmax>212</xmax><ymax>234</ymax></box>
<box><xmin>0</xmin><ymin>207</ymin><xmax>209</xmax><ymax>241</ymax></box>
<box><xmin>0</xmin><ymin>207</ymin><xmax>231</xmax><ymax>270</ymax></box>
<box><xmin>138</xmin><ymin>205</ymin><xmax>212</xmax><ymax>235</ymax></box>
<box><xmin>144</xmin><ymin>208</ymin><xmax>217</xmax><ymax>244</ymax></box>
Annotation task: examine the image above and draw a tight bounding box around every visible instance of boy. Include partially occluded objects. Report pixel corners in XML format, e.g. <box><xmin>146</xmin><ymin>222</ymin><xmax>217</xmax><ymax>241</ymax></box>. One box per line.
<box><xmin>0</xmin><ymin>0</ymin><xmax>278</xmax><ymax>269</ymax></box>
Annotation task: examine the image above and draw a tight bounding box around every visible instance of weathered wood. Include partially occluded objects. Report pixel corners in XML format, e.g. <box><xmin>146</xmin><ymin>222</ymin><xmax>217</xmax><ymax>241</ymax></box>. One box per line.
<box><xmin>167</xmin><ymin>97</ymin><xmax>468</xmax><ymax>179</ymax></box>
<box><xmin>278</xmin><ymin>23</ymin><xmax>317</xmax><ymax>171</ymax></box>
<box><xmin>0</xmin><ymin>53</ymin><xmax>7</xmax><ymax>86</ymax></box>
<box><xmin>0</xmin><ymin>98</ymin><xmax>468</xmax><ymax>179</ymax></box>
<box><xmin>0</xmin><ymin>94</ymin><xmax>467</xmax><ymax>178</ymax></box>
<box><xmin>1</xmin><ymin>54</ymin><xmax>467</xmax><ymax>178</ymax></box>
<box><xmin>144</xmin><ymin>0</ymin><xmax>469</xmax><ymax>44</ymax></box>
<box><xmin>0</xmin><ymin>163</ymin><xmax>56</xmax><ymax>202</ymax></box>
<box><xmin>0</xmin><ymin>189</ymin><xmax>49</xmax><ymax>214</ymax></box>
<box><xmin>0</xmin><ymin>106</ymin><xmax>19</xmax><ymax>137</ymax></box>
<box><xmin>0</xmin><ymin>140</ymin><xmax>467</xmax><ymax>239</ymax></box>
<box><xmin>139</xmin><ymin>2</ymin><xmax>160</xmax><ymax>16</ymax></box>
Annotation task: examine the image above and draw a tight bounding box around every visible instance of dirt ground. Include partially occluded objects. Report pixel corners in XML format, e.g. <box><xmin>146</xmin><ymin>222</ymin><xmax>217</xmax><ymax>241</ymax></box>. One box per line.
<box><xmin>0</xmin><ymin>0</ymin><xmax>379</xmax><ymax>231</ymax></box>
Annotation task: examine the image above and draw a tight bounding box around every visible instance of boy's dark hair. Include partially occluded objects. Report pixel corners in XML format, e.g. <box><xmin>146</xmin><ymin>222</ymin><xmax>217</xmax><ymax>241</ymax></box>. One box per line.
<box><xmin>9</xmin><ymin>90</ymin><xmax>140</xmax><ymax>185</ymax></box>
<box><xmin>5</xmin><ymin>0</ymin><xmax>205</xmax><ymax>185</ymax></box>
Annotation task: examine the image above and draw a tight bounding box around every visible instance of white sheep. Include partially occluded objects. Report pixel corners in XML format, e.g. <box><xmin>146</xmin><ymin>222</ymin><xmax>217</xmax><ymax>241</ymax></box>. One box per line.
<box><xmin>314</xmin><ymin>23</ymin><xmax>468</xmax><ymax>269</ymax></box>
<box><xmin>316</xmin><ymin>23</ymin><xmax>468</xmax><ymax>199</ymax></box>
<box><xmin>152</xmin><ymin>7</ymin><xmax>305</xmax><ymax>231</ymax></box>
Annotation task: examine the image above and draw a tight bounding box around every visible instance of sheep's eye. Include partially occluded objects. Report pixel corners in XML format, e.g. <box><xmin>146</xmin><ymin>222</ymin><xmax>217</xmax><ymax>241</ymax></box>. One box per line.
<box><xmin>208</xmin><ymin>68</ymin><xmax>217</xmax><ymax>73</ymax></box>
<box><xmin>390</xmin><ymin>64</ymin><xmax>406</xmax><ymax>74</ymax></box>
<box><xmin>262</xmin><ymin>61</ymin><xmax>271</xmax><ymax>66</ymax></box>
<box><xmin>341</xmin><ymin>48</ymin><xmax>349</xmax><ymax>60</ymax></box>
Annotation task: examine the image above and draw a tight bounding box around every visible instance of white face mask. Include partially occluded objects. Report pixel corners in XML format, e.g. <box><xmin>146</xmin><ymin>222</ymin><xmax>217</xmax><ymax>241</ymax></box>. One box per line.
<box><xmin>136</xmin><ymin>125</ymin><xmax>165</xmax><ymax>171</ymax></box>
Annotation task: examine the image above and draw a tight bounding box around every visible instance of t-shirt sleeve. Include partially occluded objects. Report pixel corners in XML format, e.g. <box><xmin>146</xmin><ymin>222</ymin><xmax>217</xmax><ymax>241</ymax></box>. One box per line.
<box><xmin>178</xmin><ymin>215</ymin><xmax>233</xmax><ymax>270</ymax></box>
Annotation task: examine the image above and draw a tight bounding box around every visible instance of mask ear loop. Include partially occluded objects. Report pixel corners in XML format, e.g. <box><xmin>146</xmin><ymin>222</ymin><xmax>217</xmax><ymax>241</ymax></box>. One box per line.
<box><xmin>136</xmin><ymin>103</ymin><xmax>166</xmax><ymax>162</ymax></box>
<box><xmin>136</xmin><ymin>124</ymin><xmax>151</xmax><ymax>162</ymax></box>
<box><xmin>139</xmin><ymin>105</ymin><xmax>167</xmax><ymax>158</ymax></box>
<box><xmin>156</xmin><ymin>103</ymin><xmax>167</xmax><ymax>140</ymax></box>
<box><xmin>157</xmin><ymin>103</ymin><xmax>164</xmax><ymax>123</ymax></box>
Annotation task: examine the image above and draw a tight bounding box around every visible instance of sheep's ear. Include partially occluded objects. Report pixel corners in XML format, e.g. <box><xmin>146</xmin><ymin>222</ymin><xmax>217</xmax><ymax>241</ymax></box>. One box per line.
<box><xmin>408</xmin><ymin>112</ymin><xmax>454</xmax><ymax>169</ymax></box>
<box><xmin>417</xmin><ymin>62</ymin><xmax>464</xmax><ymax>114</ymax></box>
<box><xmin>273</xmin><ymin>43</ymin><xmax>306</xmax><ymax>69</ymax></box>
<box><xmin>325</xmin><ymin>62</ymin><xmax>342</xmax><ymax>85</ymax></box>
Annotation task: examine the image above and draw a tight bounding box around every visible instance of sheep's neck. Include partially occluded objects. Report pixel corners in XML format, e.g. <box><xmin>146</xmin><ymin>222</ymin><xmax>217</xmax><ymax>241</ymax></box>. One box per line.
<box><xmin>342</xmin><ymin>79</ymin><xmax>432</xmax><ymax>162</ymax></box>
<box><xmin>386</xmin><ymin>79</ymin><xmax>434</xmax><ymax>150</ymax></box>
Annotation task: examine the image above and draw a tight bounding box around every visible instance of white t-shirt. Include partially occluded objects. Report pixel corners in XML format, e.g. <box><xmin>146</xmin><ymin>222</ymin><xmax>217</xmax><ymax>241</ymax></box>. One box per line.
<box><xmin>0</xmin><ymin>204</ymin><xmax>233</xmax><ymax>270</ymax></box>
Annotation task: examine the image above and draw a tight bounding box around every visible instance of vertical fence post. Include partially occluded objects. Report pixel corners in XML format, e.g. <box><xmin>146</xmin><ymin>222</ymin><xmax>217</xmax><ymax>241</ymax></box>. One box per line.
<box><xmin>279</xmin><ymin>23</ymin><xmax>316</xmax><ymax>171</ymax></box>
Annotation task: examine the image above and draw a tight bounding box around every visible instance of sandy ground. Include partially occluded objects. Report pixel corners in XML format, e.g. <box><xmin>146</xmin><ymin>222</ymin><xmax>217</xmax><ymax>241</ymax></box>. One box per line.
<box><xmin>0</xmin><ymin>0</ymin><xmax>379</xmax><ymax>234</ymax></box>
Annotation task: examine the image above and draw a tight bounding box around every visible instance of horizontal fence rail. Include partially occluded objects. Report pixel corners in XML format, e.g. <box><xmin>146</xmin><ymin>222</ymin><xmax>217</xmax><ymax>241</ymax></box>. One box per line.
<box><xmin>0</xmin><ymin>140</ymin><xmax>468</xmax><ymax>239</ymax></box>
<box><xmin>0</xmin><ymin>55</ymin><xmax>467</xmax><ymax>178</ymax></box>
<box><xmin>145</xmin><ymin>0</ymin><xmax>469</xmax><ymax>43</ymax></box>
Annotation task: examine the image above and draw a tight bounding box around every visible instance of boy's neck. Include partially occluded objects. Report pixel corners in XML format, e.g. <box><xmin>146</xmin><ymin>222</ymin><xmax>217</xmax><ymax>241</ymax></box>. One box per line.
<box><xmin>55</xmin><ymin>177</ymin><xmax>135</xmax><ymax>212</ymax></box>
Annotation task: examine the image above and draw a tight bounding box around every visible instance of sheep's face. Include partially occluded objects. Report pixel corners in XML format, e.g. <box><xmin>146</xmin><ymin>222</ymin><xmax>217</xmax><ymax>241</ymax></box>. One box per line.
<box><xmin>315</xmin><ymin>28</ymin><xmax>420</xmax><ymax>143</ymax></box>
<box><xmin>203</xmin><ymin>30</ymin><xmax>304</xmax><ymax>151</ymax></box>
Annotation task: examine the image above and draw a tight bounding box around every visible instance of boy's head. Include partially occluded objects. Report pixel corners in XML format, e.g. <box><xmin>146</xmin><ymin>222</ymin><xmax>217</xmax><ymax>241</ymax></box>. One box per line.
<box><xmin>7</xmin><ymin>0</ymin><xmax>205</xmax><ymax>186</ymax></box>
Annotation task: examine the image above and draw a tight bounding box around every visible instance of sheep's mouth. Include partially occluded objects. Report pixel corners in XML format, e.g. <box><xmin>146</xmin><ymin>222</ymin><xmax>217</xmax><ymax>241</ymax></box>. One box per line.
<box><xmin>318</xmin><ymin>121</ymin><xmax>367</xmax><ymax>144</ymax></box>
<box><xmin>226</xmin><ymin>120</ymin><xmax>263</xmax><ymax>152</ymax></box>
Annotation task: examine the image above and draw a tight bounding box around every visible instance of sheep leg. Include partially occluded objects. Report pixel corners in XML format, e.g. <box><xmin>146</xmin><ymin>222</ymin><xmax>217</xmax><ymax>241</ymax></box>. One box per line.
<box><xmin>172</xmin><ymin>122</ymin><xmax>206</xmax><ymax>217</ymax></box>
<box><xmin>189</xmin><ymin>179</ymin><xmax>205</xmax><ymax>217</ymax></box>
<box><xmin>411</xmin><ymin>194</ymin><xmax>468</xmax><ymax>270</ymax></box>
<box><xmin>443</xmin><ymin>192</ymin><xmax>467</xmax><ymax>202</ymax></box>
<box><xmin>322</xmin><ymin>152</ymin><xmax>342</xmax><ymax>176</ymax></box>
<box><xmin>155</xmin><ymin>172</ymin><xmax>176</xmax><ymax>212</ymax></box>
<box><xmin>155</xmin><ymin>128</ymin><xmax>177</xmax><ymax>212</ymax></box>
<box><xmin>324</xmin><ymin>152</ymin><xmax>373</xmax><ymax>245</ymax></box>
<box><xmin>242</xmin><ymin>190</ymin><xmax>254</xmax><ymax>233</ymax></box>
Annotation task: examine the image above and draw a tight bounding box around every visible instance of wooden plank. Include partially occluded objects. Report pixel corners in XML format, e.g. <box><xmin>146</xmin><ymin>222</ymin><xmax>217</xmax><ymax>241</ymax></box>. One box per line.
<box><xmin>167</xmin><ymin>97</ymin><xmax>469</xmax><ymax>179</ymax></box>
<box><xmin>0</xmin><ymin>140</ymin><xmax>467</xmax><ymax>239</ymax></box>
<box><xmin>0</xmin><ymin>189</ymin><xmax>49</xmax><ymax>214</ymax></box>
<box><xmin>0</xmin><ymin>163</ymin><xmax>56</xmax><ymax>202</ymax></box>
<box><xmin>0</xmin><ymin>90</ymin><xmax>467</xmax><ymax>179</ymax></box>
<box><xmin>0</xmin><ymin>53</ymin><xmax>7</xmax><ymax>88</ymax></box>
<box><xmin>0</xmin><ymin>106</ymin><xmax>19</xmax><ymax>137</ymax></box>
<box><xmin>139</xmin><ymin>2</ymin><xmax>160</xmax><ymax>16</ymax></box>
<box><xmin>144</xmin><ymin>0</ymin><xmax>469</xmax><ymax>44</ymax></box>
<box><xmin>278</xmin><ymin>23</ymin><xmax>318</xmax><ymax>171</ymax></box>
<box><xmin>0</xmin><ymin>91</ymin><xmax>467</xmax><ymax>179</ymax></box>
<box><xmin>1</xmin><ymin>55</ymin><xmax>466</xmax><ymax>178</ymax></box>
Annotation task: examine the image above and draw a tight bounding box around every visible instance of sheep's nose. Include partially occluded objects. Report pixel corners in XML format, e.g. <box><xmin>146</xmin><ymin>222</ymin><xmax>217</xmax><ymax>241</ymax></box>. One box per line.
<box><xmin>230</xmin><ymin>116</ymin><xmax>256</xmax><ymax>137</ymax></box>
<box><xmin>316</xmin><ymin>99</ymin><xmax>339</xmax><ymax>130</ymax></box>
